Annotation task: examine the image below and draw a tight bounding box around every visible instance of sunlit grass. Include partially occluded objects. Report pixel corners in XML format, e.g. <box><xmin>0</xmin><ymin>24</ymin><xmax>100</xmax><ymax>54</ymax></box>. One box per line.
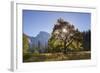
<box><xmin>23</xmin><ymin>51</ymin><xmax>91</xmax><ymax>62</ymax></box>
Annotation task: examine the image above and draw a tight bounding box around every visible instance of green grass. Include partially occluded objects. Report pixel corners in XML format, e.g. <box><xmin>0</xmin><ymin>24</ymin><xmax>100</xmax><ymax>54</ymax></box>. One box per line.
<box><xmin>23</xmin><ymin>51</ymin><xmax>91</xmax><ymax>62</ymax></box>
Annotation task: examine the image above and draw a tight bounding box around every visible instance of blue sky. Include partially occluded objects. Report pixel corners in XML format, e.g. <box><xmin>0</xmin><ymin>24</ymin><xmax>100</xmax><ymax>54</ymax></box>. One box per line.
<box><xmin>23</xmin><ymin>10</ymin><xmax>91</xmax><ymax>37</ymax></box>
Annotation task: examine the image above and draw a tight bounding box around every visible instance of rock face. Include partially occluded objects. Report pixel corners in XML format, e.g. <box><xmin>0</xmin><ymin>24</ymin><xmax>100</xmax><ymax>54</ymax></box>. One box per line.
<box><xmin>25</xmin><ymin>31</ymin><xmax>50</xmax><ymax>53</ymax></box>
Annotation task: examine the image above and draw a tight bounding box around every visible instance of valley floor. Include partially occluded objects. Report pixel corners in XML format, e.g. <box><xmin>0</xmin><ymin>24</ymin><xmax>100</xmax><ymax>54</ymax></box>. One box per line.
<box><xmin>23</xmin><ymin>51</ymin><xmax>91</xmax><ymax>62</ymax></box>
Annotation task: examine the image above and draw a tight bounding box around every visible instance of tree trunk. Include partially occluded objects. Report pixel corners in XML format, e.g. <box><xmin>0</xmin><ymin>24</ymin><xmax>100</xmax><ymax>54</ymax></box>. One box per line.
<box><xmin>63</xmin><ymin>38</ymin><xmax>73</xmax><ymax>54</ymax></box>
<box><xmin>63</xmin><ymin>40</ymin><xmax>67</xmax><ymax>54</ymax></box>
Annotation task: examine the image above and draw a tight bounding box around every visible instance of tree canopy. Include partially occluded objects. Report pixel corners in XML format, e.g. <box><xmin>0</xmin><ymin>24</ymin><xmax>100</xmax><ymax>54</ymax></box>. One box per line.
<box><xmin>23</xmin><ymin>34</ymin><xmax>30</xmax><ymax>53</ymax></box>
<box><xmin>48</xmin><ymin>18</ymin><xmax>84</xmax><ymax>53</ymax></box>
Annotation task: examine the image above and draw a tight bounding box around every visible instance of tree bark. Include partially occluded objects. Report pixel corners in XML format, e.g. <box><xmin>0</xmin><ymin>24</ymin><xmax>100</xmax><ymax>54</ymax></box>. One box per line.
<box><xmin>63</xmin><ymin>38</ymin><xmax>73</xmax><ymax>54</ymax></box>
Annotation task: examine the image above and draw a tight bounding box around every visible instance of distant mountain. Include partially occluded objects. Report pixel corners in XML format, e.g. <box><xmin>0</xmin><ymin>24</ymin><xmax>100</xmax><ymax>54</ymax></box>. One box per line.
<box><xmin>36</xmin><ymin>31</ymin><xmax>50</xmax><ymax>46</ymax></box>
<box><xmin>24</xmin><ymin>31</ymin><xmax>50</xmax><ymax>53</ymax></box>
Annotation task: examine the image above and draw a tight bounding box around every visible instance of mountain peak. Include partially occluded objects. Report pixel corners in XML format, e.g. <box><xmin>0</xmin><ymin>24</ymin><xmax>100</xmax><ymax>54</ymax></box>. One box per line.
<box><xmin>39</xmin><ymin>31</ymin><xmax>49</xmax><ymax>34</ymax></box>
<box><xmin>36</xmin><ymin>31</ymin><xmax>50</xmax><ymax>38</ymax></box>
